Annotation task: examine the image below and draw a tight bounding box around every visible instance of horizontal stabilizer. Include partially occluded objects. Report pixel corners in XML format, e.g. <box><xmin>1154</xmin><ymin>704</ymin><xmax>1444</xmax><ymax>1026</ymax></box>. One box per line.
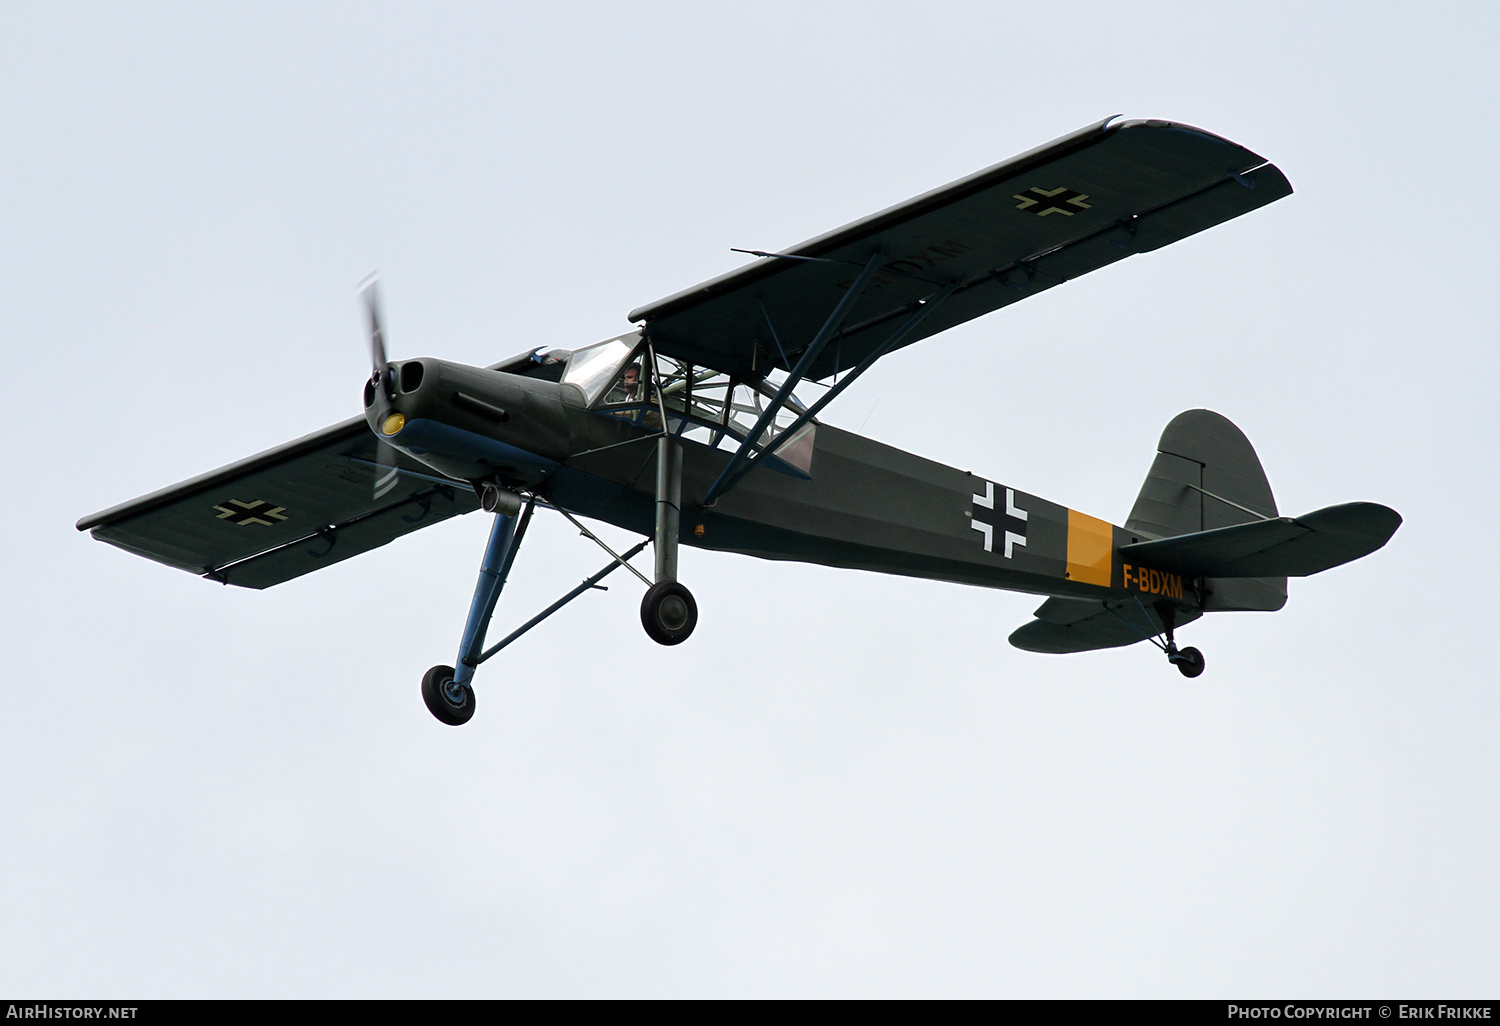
<box><xmin>1008</xmin><ymin>596</ymin><xmax>1202</xmax><ymax>654</ymax></box>
<box><xmin>1119</xmin><ymin>502</ymin><xmax>1401</xmax><ymax>579</ymax></box>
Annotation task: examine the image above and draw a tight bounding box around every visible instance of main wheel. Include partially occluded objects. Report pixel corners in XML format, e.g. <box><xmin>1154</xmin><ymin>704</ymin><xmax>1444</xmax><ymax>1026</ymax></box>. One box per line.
<box><xmin>1172</xmin><ymin>646</ymin><xmax>1206</xmax><ymax>679</ymax></box>
<box><xmin>421</xmin><ymin>664</ymin><xmax>476</xmax><ymax>726</ymax></box>
<box><xmin>640</xmin><ymin>581</ymin><xmax>697</xmax><ymax>646</ymax></box>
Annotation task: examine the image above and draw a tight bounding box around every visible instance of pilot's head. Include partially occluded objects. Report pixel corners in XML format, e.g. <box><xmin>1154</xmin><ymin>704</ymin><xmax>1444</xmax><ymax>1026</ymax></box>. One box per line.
<box><xmin>623</xmin><ymin>364</ymin><xmax>641</xmax><ymax>392</ymax></box>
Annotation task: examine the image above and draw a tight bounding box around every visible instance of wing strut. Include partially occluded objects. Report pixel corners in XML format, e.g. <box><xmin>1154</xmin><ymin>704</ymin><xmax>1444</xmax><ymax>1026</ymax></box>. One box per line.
<box><xmin>723</xmin><ymin>279</ymin><xmax>959</xmax><ymax>493</ymax></box>
<box><xmin>699</xmin><ymin>251</ymin><xmax>886</xmax><ymax>506</ymax></box>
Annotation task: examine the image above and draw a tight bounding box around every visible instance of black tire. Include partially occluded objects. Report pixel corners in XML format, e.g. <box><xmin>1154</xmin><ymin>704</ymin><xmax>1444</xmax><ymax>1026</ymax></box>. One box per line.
<box><xmin>1173</xmin><ymin>646</ymin><xmax>1206</xmax><ymax>679</ymax></box>
<box><xmin>421</xmin><ymin>664</ymin><xmax>476</xmax><ymax>726</ymax></box>
<box><xmin>640</xmin><ymin>581</ymin><xmax>697</xmax><ymax>646</ymax></box>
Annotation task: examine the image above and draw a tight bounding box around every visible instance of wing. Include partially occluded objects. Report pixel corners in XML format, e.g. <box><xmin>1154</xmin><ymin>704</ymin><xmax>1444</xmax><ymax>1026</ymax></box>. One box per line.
<box><xmin>630</xmin><ymin>117</ymin><xmax>1292</xmax><ymax>381</ymax></box>
<box><xmin>77</xmin><ymin>417</ymin><xmax>478</xmax><ymax>589</ymax></box>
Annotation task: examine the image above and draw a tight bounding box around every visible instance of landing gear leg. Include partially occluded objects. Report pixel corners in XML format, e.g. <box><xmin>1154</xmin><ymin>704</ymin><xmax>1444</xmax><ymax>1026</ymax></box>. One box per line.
<box><xmin>641</xmin><ymin>434</ymin><xmax>697</xmax><ymax>645</ymax></box>
<box><xmin>1158</xmin><ymin>602</ymin><xmax>1206</xmax><ymax>679</ymax></box>
<box><xmin>422</xmin><ymin>495</ymin><xmax>532</xmax><ymax>725</ymax></box>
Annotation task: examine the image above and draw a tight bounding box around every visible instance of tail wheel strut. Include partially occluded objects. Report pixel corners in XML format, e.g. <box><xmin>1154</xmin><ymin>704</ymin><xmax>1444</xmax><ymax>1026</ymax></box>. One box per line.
<box><xmin>1158</xmin><ymin>602</ymin><xmax>1205</xmax><ymax>678</ymax></box>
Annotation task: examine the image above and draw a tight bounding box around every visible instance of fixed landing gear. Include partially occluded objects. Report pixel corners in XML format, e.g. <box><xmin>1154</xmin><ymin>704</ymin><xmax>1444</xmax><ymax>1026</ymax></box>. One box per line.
<box><xmin>641</xmin><ymin>580</ymin><xmax>697</xmax><ymax>645</ymax></box>
<box><xmin>1157</xmin><ymin>602</ymin><xmax>1205</xmax><ymax>678</ymax></box>
<box><xmin>642</xmin><ymin>432</ymin><xmax>697</xmax><ymax>646</ymax></box>
<box><xmin>418</xmin><ymin>482</ymin><xmax>672</xmax><ymax>724</ymax></box>
<box><xmin>1168</xmin><ymin>645</ymin><xmax>1206</xmax><ymax>678</ymax></box>
<box><xmin>418</xmin><ymin>429</ymin><xmax>700</xmax><ymax>723</ymax></box>
<box><xmin>422</xmin><ymin>664</ymin><xmax>475</xmax><ymax>726</ymax></box>
<box><xmin>419</xmin><ymin>497</ymin><xmax>530</xmax><ymax>727</ymax></box>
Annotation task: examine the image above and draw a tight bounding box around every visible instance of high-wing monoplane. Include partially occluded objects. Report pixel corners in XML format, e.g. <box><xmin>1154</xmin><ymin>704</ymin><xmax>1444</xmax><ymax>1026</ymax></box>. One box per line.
<box><xmin>78</xmin><ymin>117</ymin><xmax>1402</xmax><ymax>725</ymax></box>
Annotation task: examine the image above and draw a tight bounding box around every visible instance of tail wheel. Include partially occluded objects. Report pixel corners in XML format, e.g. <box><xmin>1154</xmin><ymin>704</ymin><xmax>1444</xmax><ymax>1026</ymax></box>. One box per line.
<box><xmin>421</xmin><ymin>664</ymin><xmax>476</xmax><ymax>726</ymax></box>
<box><xmin>1172</xmin><ymin>646</ymin><xmax>1206</xmax><ymax>679</ymax></box>
<box><xmin>640</xmin><ymin>581</ymin><xmax>697</xmax><ymax>646</ymax></box>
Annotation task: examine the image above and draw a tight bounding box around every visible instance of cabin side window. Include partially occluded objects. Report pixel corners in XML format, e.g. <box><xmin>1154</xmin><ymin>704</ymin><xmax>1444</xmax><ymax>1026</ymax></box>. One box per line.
<box><xmin>589</xmin><ymin>347</ymin><xmax>816</xmax><ymax>477</ymax></box>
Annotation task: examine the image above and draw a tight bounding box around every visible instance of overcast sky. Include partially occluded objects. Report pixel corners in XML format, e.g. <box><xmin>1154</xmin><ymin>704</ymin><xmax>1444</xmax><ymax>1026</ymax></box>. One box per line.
<box><xmin>2</xmin><ymin>1</ymin><xmax>1496</xmax><ymax>998</ymax></box>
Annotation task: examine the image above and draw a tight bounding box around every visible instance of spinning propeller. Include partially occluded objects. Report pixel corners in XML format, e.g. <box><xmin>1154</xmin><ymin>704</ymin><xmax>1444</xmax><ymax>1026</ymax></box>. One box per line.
<box><xmin>359</xmin><ymin>273</ymin><xmax>403</xmax><ymax>499</ymax></box>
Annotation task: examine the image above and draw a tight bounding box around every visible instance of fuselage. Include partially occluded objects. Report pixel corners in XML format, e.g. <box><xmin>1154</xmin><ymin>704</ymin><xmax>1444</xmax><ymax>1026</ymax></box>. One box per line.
<box><xmin>367</xmin><ymin>347</ymin><xmax>1196</xmax><ymax>611</ymax></box>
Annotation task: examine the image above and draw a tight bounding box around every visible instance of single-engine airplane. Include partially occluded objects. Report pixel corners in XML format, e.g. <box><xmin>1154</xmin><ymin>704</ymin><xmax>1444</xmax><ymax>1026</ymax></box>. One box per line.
<box><xmin>79</xmin><ymin>117</ymin><xmax>1401</xmax><ymax>725</ymax></box>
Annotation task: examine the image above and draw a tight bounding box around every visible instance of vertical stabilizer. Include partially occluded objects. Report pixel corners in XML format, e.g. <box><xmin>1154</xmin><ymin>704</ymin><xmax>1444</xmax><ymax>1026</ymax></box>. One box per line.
<box><xmin>1125</xmin><ymin>410</ymin><xmax>1286</xmax><ymax>611</ymax></box>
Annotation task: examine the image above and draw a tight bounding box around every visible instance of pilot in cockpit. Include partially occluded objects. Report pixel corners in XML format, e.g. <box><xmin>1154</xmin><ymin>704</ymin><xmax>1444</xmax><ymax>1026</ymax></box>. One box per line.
<box><xmin>606</xmin><ymin>363</ymin><xmax>644</xmax><ymax>405</ymax></box>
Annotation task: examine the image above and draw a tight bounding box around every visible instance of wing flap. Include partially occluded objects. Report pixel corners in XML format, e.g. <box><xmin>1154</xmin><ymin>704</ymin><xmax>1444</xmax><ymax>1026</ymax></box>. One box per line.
<box><xmin>1119</xmin><ymin>502</ymin><xmax>1401</xmax><ymax>578</ymax></box>
<box><xmin>78</xmin><ymin>417</ymin><xmax>480</xmax><ymax>588</ymax></box>
<box><xmin>631</xmin><ymin>118</ymin><xmax>1292</xmax><ymax>381</ymax></box>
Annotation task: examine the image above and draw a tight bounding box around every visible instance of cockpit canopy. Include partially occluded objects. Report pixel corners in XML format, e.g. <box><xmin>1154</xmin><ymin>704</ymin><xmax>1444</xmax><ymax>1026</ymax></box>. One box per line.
<box><xmin>504</xmin><ymin>331</ymin><xmax>816</xmax><ymax>477</ymax></box>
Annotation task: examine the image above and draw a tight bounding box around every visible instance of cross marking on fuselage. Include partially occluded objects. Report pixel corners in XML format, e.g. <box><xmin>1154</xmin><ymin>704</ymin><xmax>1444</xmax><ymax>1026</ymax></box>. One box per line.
<box><xmin>971</xmin><ymin>481</ymin><xmax>1027</xmax><ymax>558</ymax></box>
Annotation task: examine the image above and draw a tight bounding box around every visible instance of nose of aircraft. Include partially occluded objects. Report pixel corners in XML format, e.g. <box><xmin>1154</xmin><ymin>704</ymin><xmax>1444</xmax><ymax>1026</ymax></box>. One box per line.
<box><xmin>364</xmin><ymin>357</ymin><xmax>429</xmax><ymax>406</ymax></box>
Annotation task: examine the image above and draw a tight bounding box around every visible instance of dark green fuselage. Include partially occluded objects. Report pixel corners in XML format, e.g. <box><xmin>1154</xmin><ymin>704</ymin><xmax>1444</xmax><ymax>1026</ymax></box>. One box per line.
<box><xmin>375</xmin><ymin>357</ymin><xmax>1147</xmax><ymax>608</ymax></box>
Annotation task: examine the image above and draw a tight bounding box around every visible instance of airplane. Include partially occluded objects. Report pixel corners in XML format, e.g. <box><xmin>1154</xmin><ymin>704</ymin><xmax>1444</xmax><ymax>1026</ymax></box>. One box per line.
<box><xmin>77</xmin><ymin>116</ymin><xmax>1402</xmax><ymax>726</ymax></box>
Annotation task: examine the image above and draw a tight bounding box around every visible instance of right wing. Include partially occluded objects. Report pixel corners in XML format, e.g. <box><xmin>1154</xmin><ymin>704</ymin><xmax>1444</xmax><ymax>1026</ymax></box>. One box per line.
<box><xmin>630</xmin><ymin>118</ymin><xmax>1292</xmax><ymax>381</ymax></box>
<box><xmin>77</xmin><ymin>417</ymin><xmax>479</xmax><ymax>589</ymax></box>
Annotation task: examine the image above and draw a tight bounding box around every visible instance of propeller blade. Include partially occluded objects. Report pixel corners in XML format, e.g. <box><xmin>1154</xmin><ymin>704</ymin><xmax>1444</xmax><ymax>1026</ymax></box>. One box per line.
<box><xmin>358</xmin><ymin>272</ymin><xmax>391</xmax><ymax>404</ymax></box>
<box><xmin>358</xmin><ymin>272</ymin><xmax>401</xmax><ymax>501</ymax></box>
<box><xmin>373</xmin><ymin>458</ymin><xmax>400</xmax><ymax>499</ymax></box>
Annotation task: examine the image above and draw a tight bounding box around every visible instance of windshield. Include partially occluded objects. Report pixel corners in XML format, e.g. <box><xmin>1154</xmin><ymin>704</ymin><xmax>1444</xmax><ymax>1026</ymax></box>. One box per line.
<box><xmin>560</xmin><ymin>331</ymin><xmax>641</xmax><ymax>405</ymax></box>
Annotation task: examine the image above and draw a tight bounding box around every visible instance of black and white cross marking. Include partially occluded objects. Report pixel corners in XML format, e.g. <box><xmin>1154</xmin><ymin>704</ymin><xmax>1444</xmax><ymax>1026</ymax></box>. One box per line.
<box><xmin>212</xmin><ymin>499</ymin><xmax>289</xmax><ymax>527</ymax></box>
<box><xmin>971</xmin><ymin>480</ymin><xmax>1027</xmax><ymax>558</ymax></box>
<box><xmin>1013</xmin><ymin>186</ymin><xmax>1092</xmax><ymax>216</ymax></box>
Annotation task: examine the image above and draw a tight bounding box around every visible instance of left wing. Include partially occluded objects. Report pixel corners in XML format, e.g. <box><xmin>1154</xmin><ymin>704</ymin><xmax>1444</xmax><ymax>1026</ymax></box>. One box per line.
<box><xmin>77</xmin><ymin>417</ymin><xmax>478</xmax><ymax>589</ymax></box>
<box><xmin>630</xmin><ymin>117</ymin><xmax>1291</xmax><ymax>381</ymax></box>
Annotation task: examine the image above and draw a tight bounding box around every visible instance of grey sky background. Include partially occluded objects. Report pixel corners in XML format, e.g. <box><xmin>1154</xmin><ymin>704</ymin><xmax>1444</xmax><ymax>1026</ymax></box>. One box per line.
<box><xmin>2</xmin><ymin>1</ymin><xmax>1496</xmax><ymax>997</ymax></box>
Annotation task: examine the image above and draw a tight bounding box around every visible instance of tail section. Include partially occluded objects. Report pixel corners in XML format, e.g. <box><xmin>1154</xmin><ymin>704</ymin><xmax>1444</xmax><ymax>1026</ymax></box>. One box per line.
<box><xmin>1125</xmin><ymin>409</ymin><xmax>1286</xmax><ymax>612</ymax></box>
<box><xmin>1120</xmin><ymin>502</ymin><xmax>1402</xmax><ymax>579</ymax></box>
<box><xmin>1007</xmin><ymin>410</ymin><xmax>1401</xmax><ymax>666</ymax></box>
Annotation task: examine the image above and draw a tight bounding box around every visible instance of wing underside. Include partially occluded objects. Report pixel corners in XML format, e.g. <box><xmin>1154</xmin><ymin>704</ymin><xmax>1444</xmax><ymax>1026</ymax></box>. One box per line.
<box><xmin>630</xmin><ymin>118</ymin><xmax>1292</xmax><ymax>380</ymax></box>
<box><xmin>77</xmin><ymin>417</ymin><xmax>479</xmax><ymax>589</ymax></box>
